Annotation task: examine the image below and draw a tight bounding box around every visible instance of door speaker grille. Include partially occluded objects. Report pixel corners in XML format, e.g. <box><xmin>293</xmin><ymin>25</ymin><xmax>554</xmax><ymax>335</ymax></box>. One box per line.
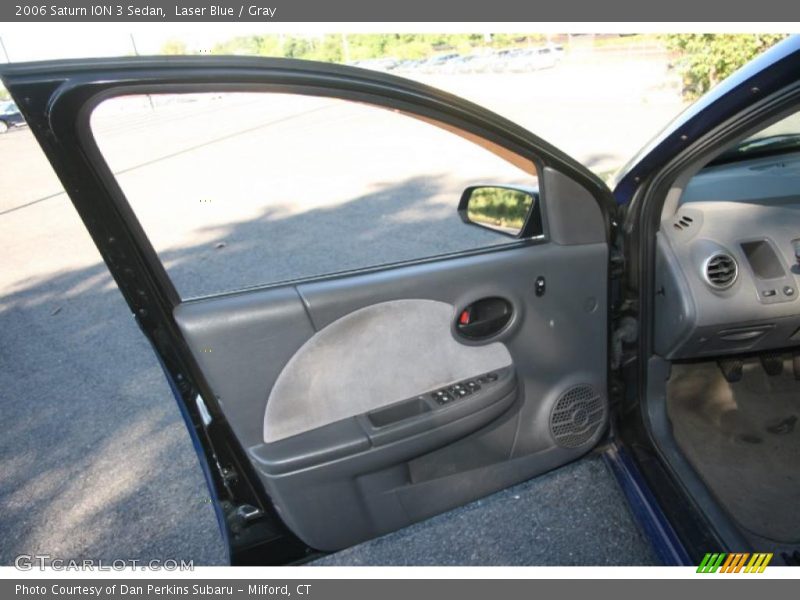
<box><xmin>549</xmin><ymin>384</ymin><xmax>606</xmax><ymax>448</ymax></box>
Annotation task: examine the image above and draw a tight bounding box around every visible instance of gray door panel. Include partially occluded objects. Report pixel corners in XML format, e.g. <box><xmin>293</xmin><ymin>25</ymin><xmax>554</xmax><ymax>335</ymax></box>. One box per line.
<box><xmin>174</xmin><ymin>286</ymin><xmax>316</xmax><ymax>447</ymax></box>
<box><xmin>173</xmin><ymin>239</ymin><xmax>608</xmax><ymax>550</ymax></box>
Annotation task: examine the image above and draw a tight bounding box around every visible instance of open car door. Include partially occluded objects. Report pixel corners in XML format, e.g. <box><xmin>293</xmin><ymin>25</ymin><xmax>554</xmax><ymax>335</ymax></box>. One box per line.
<box><xmin>1</xmin><ymin>57</ymin><xmax>618</xmax><ymax>563</ymax></box>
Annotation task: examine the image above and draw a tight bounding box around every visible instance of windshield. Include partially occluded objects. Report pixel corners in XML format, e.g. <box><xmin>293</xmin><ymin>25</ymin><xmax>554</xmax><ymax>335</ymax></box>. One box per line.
<box><xmin>712</xmin><ymin>112</ymin><xmax>800</xmax><ymax>164</ymax></box>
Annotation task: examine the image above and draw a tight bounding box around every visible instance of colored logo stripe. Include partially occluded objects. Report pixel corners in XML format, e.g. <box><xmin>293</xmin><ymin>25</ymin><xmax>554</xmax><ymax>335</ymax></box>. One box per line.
<box><xmin>721</xmin><ymin>553</ymin><xmax>748</xmax><ymax>573</ymax></box>
<box><xmin>697</xmin><ymin>553</ymin><xmax>772</xmax><ymax>573</ymax></box>
<box><xmin>745</xmin><ymin>553</ymin><xmax>773</xmax><ymax>573</ymax></box>
<box><xmin>697</xmin><ymin>553</ymin><xmax>726</xmax><ymax>573</ymax></box>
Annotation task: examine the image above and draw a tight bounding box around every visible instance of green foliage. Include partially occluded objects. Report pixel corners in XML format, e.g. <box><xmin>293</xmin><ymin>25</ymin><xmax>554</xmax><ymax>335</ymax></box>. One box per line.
<box><xmin>0</xmin><ymin>85</ymin><xmax>9</xmax><ymax>101</ymax></box>
<box><xmin>212</xmin><ymin>35</ymin><xmax>282</xmax><ymax>57</ymax></box>
<box><xmin>282</xmin><ymin>36</ymin><xmax>315</xmax><ymax>59</ymax></box>
<box><xmin>302</xmin><ymin>35</ymin><xmax>344</xmax><ymax>63</ymax></box>
<box><xmin>490</xmin><ymin>33</ymin><xmax>546</xmax><ymax>48</ymax></box>
<box><xmin>663</xmin><ymin>34</ymin><xmax>789</xmax><ymax>100</ymax></box>
<box><xmin>209</xmin><ymin>33</ymin><xmax>550</xmax><ymax>63</ymax></box>
<box><xmin>467</xmin><ymin>187</ymin><xmax>534</xmax><ymax>232</ymax></box>
<box><xmin>160</xmin><ymin>38</ymin><xmax>189</xmax><ymax>55</ymax></box>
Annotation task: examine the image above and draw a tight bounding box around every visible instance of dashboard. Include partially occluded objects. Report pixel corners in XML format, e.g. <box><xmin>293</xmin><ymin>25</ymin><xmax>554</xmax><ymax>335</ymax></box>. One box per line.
<box><xmin>655</xmin><ymin>151</ymin><xmax>800</xmax><ymax>359</ymax></box>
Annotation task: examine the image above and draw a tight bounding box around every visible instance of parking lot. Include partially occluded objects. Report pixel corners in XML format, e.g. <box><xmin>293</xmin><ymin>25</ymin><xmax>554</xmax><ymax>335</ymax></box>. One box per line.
<box><xmin>0</xmin><ymin>49</ymin><xmax>685</xmax><ymax>564</ymax></box>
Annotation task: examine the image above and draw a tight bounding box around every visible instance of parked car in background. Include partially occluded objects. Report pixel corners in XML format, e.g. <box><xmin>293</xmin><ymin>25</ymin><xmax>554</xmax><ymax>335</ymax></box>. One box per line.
<box><xmin>419</xmin><ymin>53</ymin><xmax>461</xmax><ymax>73</ymax></box>
<box><xmin>506</xmin><ymin>47</ymin><xmax>559</xmax><ymax>72</ymax></box>
<box><xmin>0</xmin><ymin>100</ymin><xmax>25</xmax><ymax>133</ymax></box>
<box><xmin>466</xmin><ymin>52</ymin><xmax>497</xmax><ymax>73</ymax></box>
<box><xmin>367</xmin><ymin>45</ymin><xmax>564</xmax><ymax>76</ymax></box>
<box><xmin>488</xmin><ymin>48</ymin><xmax>521</xmax><ymax>73</ymax></box>
<box><xmin>393</xmin><ymin>59</ymin><xmax>421</xmax><ymax>72</ymax></box>
<box><xmin>439</xmin><ymin>55</ymin><xmax>472</xmax><ymax>74</ymax></box>
<box><xmin>350</xmin><ymin>58</ymin><xmax>399</xmax><ymax>72</ymax></box>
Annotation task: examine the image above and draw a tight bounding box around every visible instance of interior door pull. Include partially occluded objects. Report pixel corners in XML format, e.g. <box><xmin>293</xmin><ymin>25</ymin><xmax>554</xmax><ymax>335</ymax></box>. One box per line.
<box><xmin>455</xmin><ymin>297</ymin><xmax>513</xmax><ymax>339</ymax></box>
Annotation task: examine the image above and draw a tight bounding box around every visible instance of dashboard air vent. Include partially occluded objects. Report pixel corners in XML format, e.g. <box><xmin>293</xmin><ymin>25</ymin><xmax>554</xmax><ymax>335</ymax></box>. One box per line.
<box><xmin>704</xmin><ymin>253</ymin><xmax>738</xmax><ymax>289</ymax></box>
<box><xmin>673</xmin><ymin>214</ymin><xmax>694</xmax><ymax>230</ymax></box>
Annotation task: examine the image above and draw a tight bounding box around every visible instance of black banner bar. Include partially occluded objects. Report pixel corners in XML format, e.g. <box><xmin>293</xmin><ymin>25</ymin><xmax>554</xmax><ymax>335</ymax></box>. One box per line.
<box><xmin>4</xmin><ymin>579</ymin><xmax>800</xmax><ymax>600</ymax></box>
<box><xmin>0</xmin><ymin>0</ymin><xmax>796</xmax><ymax>22</ymax></box>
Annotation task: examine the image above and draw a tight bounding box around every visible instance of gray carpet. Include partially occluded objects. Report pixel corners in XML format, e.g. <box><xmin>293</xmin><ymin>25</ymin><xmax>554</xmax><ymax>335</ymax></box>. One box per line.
<box><xmin>667</xmin><ymin>360</ymin><xmax>800</xmax><ymax>543</ymax></box>
<box><xmin>312</xmin><ymin>454</ymin><xmax>659</xmax><ymax>566</ymax></box>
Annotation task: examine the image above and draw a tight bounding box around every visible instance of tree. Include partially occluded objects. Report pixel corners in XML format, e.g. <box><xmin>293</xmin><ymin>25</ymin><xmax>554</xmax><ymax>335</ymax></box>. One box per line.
<box><xmin>160</xmin><ymin>39</ymin><xmax>189</xmax><ymax>55</ymax></box>
<box><xmin>207</xmin><ymin>33</ymin><xmax>556</xmax><ymax>64</ymax></box>
<box><xmin>663</xmin><ymin>34</ymin><xmax>789</xmax><ymax>100</ymax></box>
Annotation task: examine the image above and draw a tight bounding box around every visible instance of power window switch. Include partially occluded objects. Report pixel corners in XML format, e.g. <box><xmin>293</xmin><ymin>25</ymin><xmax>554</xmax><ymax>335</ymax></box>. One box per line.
<box><xmin>434</xmin><ymin>391</ymin><xmax>453</xmax><ymax>405</ymax></box>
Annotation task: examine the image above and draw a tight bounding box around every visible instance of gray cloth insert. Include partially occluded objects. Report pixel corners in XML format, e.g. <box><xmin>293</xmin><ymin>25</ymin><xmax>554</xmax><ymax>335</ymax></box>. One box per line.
<box><xmin>264</xmin><ymin>299</ymin><xmax>513</xmax><ymax>442</ymax></box>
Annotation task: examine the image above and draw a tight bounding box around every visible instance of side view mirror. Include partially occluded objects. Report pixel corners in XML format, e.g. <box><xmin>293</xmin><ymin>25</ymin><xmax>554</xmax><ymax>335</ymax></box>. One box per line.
<box><xmin>458</xmin><ymin>185</ymin><xmax>540</xmax><ymax>237</ymax></box>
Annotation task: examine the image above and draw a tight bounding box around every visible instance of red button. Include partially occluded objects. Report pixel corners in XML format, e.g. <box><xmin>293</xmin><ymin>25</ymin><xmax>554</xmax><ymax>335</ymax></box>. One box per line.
<box><xmin>459</xmin><ymin>309</ymin><xmax>470</xmax><ymax>325</ymax></box>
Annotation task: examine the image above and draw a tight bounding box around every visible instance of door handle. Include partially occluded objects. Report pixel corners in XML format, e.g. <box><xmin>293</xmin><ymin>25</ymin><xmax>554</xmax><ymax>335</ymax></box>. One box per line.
<box><xmin>456</xmin><ymin>297</ymin><xmax>513</xmax><ymax>340</ymax></box>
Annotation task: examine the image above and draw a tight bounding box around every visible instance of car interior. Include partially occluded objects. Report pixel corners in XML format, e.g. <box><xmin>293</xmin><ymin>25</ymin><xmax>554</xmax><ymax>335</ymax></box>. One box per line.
<box><xmin>652</xmin><ymin>110</ymin><xmax>800</xmax><ymax>556</ymax></box>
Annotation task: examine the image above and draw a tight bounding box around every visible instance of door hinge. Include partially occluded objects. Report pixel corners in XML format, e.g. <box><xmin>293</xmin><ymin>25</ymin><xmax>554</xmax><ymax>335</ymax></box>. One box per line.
<box><xmin>221</xmin><ymin>466</ymin><xmax>238</xmax><ymax>486</ymax></box>
<box><xmin>610</xmin><ymin>247</ymin><xmax>625</xmax><ymax>277</ymax></box>
<box><xmin>611</xmin><ymin>315</ymin><xmax>638</xmax><ymax>371</ymax></box>
<box><xmin>222</xmin><ymin>501</ymin><xmax>264</xmax><ymax>535</ymax></box>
